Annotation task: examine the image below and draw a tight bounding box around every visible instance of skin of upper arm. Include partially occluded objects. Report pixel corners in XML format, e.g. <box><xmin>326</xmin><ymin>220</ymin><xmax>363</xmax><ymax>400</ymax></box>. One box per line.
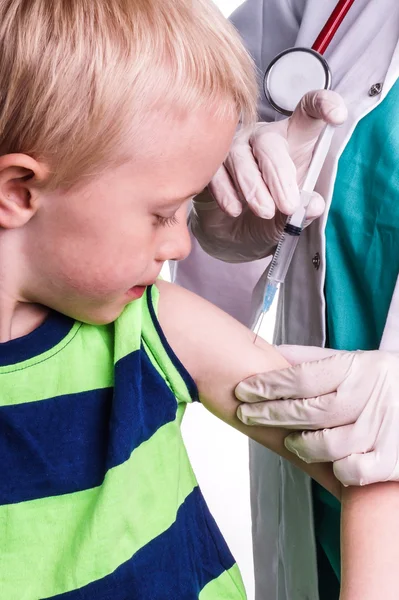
<box><xmin>340</xmin><ymin>483</ymin><xmax>399</xmax><ymax>600</ymax></box>
<box><xmin>157</xmin><ymin>281</ymin><xmax>399</xmax><ymax>594</ymax></box>
<box><xmin>156</xmin><ymin>279</ymin><xmax>340</xmax><ymax>498</ymax></box>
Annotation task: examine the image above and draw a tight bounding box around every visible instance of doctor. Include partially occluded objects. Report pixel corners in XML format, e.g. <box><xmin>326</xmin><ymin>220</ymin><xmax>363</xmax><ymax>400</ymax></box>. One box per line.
<box><xmin>173</xmin><ymin>1</ymin><xmax>399</xmax><ymax>599</ymax></box>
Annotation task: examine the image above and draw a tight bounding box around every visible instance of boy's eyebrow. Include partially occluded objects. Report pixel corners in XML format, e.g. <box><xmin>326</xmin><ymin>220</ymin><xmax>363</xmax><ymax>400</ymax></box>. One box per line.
<box><xmin>161</xmin><ymin>189</ymin><xmax>205</xmax><ymax>206</ymax></box>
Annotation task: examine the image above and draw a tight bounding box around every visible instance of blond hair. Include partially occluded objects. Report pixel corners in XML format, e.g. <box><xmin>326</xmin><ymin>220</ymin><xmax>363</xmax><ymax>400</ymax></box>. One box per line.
<box><xmin>0</xmin><ymin>0</ymin><xmax>257</xmax><ymax>187</ymax></box>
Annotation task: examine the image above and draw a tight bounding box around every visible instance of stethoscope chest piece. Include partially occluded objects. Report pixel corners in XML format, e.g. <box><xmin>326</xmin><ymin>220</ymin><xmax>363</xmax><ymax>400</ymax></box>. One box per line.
<box><xmin>263</xmin><ymin>47</ymin><xmax>332</xmax><ymax>116</ymax></box>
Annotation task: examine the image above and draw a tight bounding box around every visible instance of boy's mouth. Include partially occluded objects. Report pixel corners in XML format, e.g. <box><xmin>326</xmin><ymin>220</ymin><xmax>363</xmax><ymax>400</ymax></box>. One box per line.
<box><xmin>126</xmin><ymin>285</ymin><xmax>147</xmax><ymax>299</ymax></box>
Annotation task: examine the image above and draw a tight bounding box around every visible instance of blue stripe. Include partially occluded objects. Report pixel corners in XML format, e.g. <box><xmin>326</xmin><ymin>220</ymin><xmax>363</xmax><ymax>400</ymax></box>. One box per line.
<box><xmin>49</xmin><ymin>487</ymin><xmax>236</xmax><ymax>599</ymax></box>
<box><xmin>0</xmin><ymin>311</ymin><xmax>75</xmax><ymax>366</ymax></box>
<box><xmin>0</xmin><ymin>350</ymin><xmax>177</xmax><ymax>505</ymax></box>
<box><xmin>146</xmin><ymin>286</ymin><xmax>199</xmax><ymax>402</ymax></box>
<box><xmin>108</xmin><ymin>348</ymin><xmax>177</xmax><ymax>470</ymax></box>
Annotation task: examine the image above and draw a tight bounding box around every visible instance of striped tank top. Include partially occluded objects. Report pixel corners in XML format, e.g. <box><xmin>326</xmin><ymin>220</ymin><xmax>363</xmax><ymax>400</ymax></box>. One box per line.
<box><xmin>0</xmin><ymin>285</ymin><xmax>246</xmax><ymax>599</ymax></box>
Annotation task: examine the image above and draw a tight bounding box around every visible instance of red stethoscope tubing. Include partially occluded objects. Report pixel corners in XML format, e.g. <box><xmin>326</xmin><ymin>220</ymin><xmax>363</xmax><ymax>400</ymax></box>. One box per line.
<box><xmin>312</xmin><ymin>0</ymin><xmax>356</xmax><ymax>55</ymax></box>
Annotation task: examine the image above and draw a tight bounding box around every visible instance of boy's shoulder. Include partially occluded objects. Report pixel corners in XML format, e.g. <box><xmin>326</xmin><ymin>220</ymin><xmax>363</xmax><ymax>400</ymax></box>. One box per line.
<box><xmin>0</xmin><ymin>292</ymin><xmax>148</xmax><ymax>404</ymax></box>
<box><xmin>0</xmin><ymin>284</ymin><xmax>196</xmax><ymax>413</ymax></box>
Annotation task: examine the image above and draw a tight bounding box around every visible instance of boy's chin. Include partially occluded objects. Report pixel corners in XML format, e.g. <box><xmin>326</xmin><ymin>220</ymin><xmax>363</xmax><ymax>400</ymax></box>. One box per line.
<box><xmin>59</xmin><ymin>300</ymin><xmax>130</xmax><ymax>327</ymax></box>
<box><xmin>45</xmin><ymin>290</ymin><xmax>147</xmax><ymax>325</ymax></box>
<box><xmin>82</xmin><ymin>305</ymin><xmax>129</xmax><ymax>326</ymax></box>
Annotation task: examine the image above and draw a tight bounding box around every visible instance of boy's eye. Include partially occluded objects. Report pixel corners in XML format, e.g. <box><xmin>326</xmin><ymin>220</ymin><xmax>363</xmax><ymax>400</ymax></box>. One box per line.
<box><xmin>156</xmin><ymin>215</ymin><xmax>179</xmax><ymax>227</ymax></box>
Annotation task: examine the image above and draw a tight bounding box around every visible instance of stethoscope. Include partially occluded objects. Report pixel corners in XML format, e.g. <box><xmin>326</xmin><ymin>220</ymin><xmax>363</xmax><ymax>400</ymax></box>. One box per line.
<box><xmin>264</xmin><ymin>0</ymin><xmax>356</xmax><ymax>116</ymax></box>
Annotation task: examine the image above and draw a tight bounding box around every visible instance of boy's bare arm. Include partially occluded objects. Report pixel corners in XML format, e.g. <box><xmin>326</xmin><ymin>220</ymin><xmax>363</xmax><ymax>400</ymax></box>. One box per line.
<box><xmin>158</xmin><ymin>280</ymin><xmax>399</xmax><ymax>599</ymax></box>
<box><xmin>156</xmin><ymin>280</ymin><xmax>340</xmax><ymax>499</ymax></box>
<box><xmin>340</xmin><ymin>483</ymin><xmax>399</xmax><ymax>600</ymax></box>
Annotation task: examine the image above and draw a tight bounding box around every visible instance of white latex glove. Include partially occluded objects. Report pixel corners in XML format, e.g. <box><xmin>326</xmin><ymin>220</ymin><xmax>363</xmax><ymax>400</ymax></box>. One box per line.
<box><xmin>191</xmin><ymin>89</ymin><xmax>347</xmax><ymax>263</ymax></box>
<box><xmin>235</xmin><ymin>345</ymin><xmax>399</xmax><ymax>487</ymax></box>
<box><xmin>210</xmin><ymin>89</ymin><xmax>347</xmax><ymax>219</ymax></box>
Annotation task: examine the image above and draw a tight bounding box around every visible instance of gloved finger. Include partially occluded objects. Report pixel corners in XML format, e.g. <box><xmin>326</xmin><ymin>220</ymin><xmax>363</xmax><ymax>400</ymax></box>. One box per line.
<box><xmin>302</xmin><ymin>191</ymin><xmax>325</xmax><ymax>226</ymax></box>
<box><xmin>236</xmin><ymin>352</ymin><xmax>354</xmax><ymax>401</ymax></box>
<box><xmin>277</xmin><ymin>344</ymin><xmax>343</xmax><ymax>366</ymax></box>
<box><xmin>288</xmin><ymin>90</ymin><xmax>347</xmax><ymax>165</ymax></box>
<box><xmin>223</xmin><ymin>140</ymin><xmax>276</xmax><ymax>219</ymax></box>
<box><xmin>333</xmin><ymin>451</ymin><xmax>399</xmax><ymax>487</ymax></box>
<box><xmin>333</xmin><ymin>404</ymin><xmax>399</xmax><ymax>485</ymax></box>
<box><xmin>250</xmin><ymin>130</ymin><xmax>300</xmax><ymax>215</ymax></box>
<box><xmin>209</xmin><ymin>165</ymin><xmax>243</xmax><ymax>217</ymax></box>
<box><xmin>236</xmin><ymin>392</ymin><xmax>343</xmax><ymax>430</ymax></box>
<box><xmin>284</xmin><ymin>424</ymin><xmax>360</xmax><ymax>463</ymax></box>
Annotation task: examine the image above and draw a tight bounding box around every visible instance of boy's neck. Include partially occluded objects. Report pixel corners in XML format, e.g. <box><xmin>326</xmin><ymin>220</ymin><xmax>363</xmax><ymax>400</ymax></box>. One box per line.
<box><xmin>0</xmin><ymin>300</ymin><xmax>49</xmax><ymax>343</ymax></box>
<box><xmin>0</xmin><ymin>232</ymin><xmax>49</xmax><ymax>342</ymax></box>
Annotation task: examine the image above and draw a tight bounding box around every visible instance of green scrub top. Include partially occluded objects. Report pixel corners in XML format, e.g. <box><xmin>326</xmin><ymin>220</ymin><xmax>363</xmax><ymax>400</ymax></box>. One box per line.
<box><xmin>315</xmin><ymin>76</ymin><xmax>399</xmax><ymax>599</ymax></box>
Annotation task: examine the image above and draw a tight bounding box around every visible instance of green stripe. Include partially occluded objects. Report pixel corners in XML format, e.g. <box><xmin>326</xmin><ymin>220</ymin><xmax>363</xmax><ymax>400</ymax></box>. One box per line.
<box><xmin>0</xmin><ymin>420</ymin><xmax>197</xmax><ymax>599</ymax></box>
<box><xmin>0</xmin><ymin>323</ymin><xmax>114</xmax><ymax>405</ymax></box>
<box><xmin>0</xmin><ymin>285</ymin><xmax>193</xmax><ymax>408</ymax></box>
<box><xmin>199</xmin><ymin>565</ymin><xmax>247</xmax><ymax>599</ymax></box>
<box><xmin>113</xmin><ymin>297</ymin><xmax>144</xmax><ymax>363</ymax></box>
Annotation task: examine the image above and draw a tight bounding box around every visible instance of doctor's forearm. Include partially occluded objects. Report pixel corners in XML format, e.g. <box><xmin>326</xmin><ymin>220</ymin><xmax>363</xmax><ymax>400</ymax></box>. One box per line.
<box><xmin>340</xmin><ymin>483</ymin><xmax>399</xmax><ymax>600</ymax></box>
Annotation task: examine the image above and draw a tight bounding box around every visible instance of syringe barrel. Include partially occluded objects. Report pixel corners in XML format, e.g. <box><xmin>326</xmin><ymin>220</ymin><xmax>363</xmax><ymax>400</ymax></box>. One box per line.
<box><xmin>264</xmin><ymin>126</ymin><xmax>335</xmax><ymax>289</ymax></box>
<box><xmin>267</xmin><ymin>199</ymin><xmax>308</xmax><ymax>284</ymax></box>
<box><xmin>268</xmin><ymin>232</ymin><xmax>301</xmax><ymax>283</ymax></box>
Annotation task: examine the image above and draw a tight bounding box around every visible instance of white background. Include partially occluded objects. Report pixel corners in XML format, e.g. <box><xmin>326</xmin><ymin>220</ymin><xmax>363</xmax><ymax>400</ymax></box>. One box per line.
<box><xmin>213</xmin><ymin>0</ymin><xmax>245</xmax><ymax>16</ymax></box>
<box><xmin>170</xmin><ymin>3</ymin><xmax>276</xmax><ymax>598</ymax></box>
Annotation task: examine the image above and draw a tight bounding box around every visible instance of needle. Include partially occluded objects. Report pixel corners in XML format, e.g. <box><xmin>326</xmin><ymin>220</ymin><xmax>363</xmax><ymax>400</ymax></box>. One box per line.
<box><xmin>253</xmin><ymin>311</ymin><xmax>266</xmax><ymax>345</ymax></box>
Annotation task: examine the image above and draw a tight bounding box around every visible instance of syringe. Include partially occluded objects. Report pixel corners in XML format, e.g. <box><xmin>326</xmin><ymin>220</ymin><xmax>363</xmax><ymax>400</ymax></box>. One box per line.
<box><xmin>254</xmin><ymin>124</ymin><xmax>335</xmax><ymax>342</ymax></box>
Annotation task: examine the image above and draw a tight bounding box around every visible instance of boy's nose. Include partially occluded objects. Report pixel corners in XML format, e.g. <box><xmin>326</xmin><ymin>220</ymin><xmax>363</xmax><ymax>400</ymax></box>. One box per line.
<box><xmin>157</xmin><ymin>219</ymin><xmax>192</xmax><ymax>263</ymax></box>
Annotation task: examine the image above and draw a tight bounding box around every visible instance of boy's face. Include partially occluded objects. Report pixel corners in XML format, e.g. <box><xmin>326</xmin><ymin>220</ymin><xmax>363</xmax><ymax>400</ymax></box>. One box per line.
<box><xmin>20</xmin><ymin>107</ymin><xmax>238</xmax><ymax>324</ymax></box>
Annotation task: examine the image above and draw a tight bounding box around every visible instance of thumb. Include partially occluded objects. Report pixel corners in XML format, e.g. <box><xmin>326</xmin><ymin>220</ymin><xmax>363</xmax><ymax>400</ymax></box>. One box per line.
<box><xmin>288</xmin><ymin>90</ymin><xmax>347</xmax><ymax>168</ymax></box>
<box><xmin>303</xmin><ymin>191</ymin><xmax>325</xmax><ymax>226</ymax></box>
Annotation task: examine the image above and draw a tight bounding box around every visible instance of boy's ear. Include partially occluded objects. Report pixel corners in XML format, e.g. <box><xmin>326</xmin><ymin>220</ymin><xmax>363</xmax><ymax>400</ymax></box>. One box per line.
<box><xmin>0</xmin><ymin>153</ymin><xmax>48</xmax><ymax>229</ymax></box>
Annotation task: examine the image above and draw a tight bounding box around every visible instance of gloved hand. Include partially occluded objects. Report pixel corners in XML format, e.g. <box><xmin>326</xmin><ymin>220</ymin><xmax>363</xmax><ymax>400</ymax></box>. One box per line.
<box><xmin>235</xmin><ymin>345</ymin><xmax>399</xmax><ymax>487</ymax></box>
<box><xmin>210</xmin><ymin>89</ymin><xmax>347</xmax><ymax>218</ymax></box>
<box><xmin>191</xmin><ymin>89</ymin><xmax>347</xmax><ymax>262</ymax></box>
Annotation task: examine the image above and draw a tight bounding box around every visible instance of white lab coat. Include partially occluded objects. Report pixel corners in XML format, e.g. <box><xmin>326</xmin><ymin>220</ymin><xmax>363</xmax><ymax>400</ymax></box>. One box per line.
<box><xmin>173</xmin><ymin>1</ymin><xmax>399</xmax><ymax>598</ymax></box>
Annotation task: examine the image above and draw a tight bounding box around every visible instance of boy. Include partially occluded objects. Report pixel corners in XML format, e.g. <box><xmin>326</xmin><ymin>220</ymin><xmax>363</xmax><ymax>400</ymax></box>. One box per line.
<box><xmin>0</xmin><ymin>1</ymin><xmax>391</xmax><ymax>599</ymax></box>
